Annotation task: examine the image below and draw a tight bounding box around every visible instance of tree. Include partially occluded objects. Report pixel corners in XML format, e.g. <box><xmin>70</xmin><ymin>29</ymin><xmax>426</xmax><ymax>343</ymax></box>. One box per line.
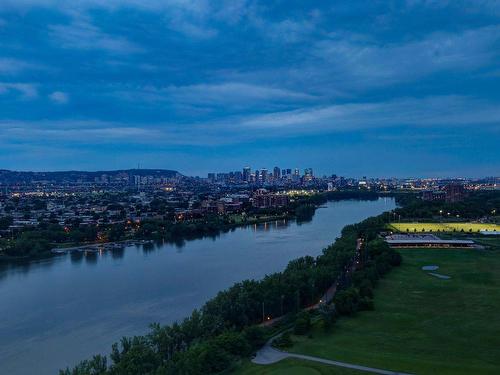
<box><xmin>334</xmin><ymin>288</ymin><xmax>360</xmax><ymax>315</ymax></box>
<box><xmin>108</xmin><ymin>225</ymin><xmax>125</xmax><ymax>242</ymax></box>
<box><xmin>59</xmin><ymin>355</ymin><xmax>107</xmax><ymax>375</ymax></box>
<box><xmin>273</xmin><ymin>331</ymin><xmax>293</xmax><ymax>349</ymax></box>
<box><xmin>388</xmin><ymin>250</ymin><xmax>402</xmax><ymax>266</ymax></box>
<box><xmin>358</xmin><ymin>279</ymin><xmax>374</xmax><ymax>298</ymax></box>
<box><xmin>242</xmin><ymin>326</ymin><xmax>266</xmax><ymax>351</ymax></box>
<box><xmin>359</xmin><ymin>296</ymin><xmax>374</xmax><ymax>311</ymax></box>
<box><xmin>7</xmin><ymin>235</ymin><xmax>52</xmax><ymax>257</ymax></box>
<box><xmin>366</xmin><ymin>239</ymin><xmax>389</xmax><ymax>258</ymax></box>
<box><xmin>295</xmin><ymin>204</ymin><xmax>316</xmax><ymax>223</ymax></box>
<box><xmin>213</xmin><ymin>331</ymin><xmax>251</xmax><ymax>357</ymax></box>
<box><xmin>0</xmin><ymin>215</ymin><xmax>13</xmax><ymax>230</ymax></box>
<box><xmin>109</xmin><ymin>336</ymin><xmax>160</xmax><ymax>375</ymax></box>
<box><xmin>318</xmin><ymin>303</ymin><xmax>336</xmax><ymax>331</ymax></box>
<box><xmin>175</xmin><ymin>341</ymin><xmax>233</xmax><ymax>375</ymax></box>
<box><xmin>293</xmin><ymin>311</ymin><xmax>311</xmax><ymax>335</ymax></box>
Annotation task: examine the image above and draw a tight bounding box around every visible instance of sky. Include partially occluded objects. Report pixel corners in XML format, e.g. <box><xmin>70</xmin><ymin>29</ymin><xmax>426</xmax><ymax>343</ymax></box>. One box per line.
<box><xmin>0</xmin><ymin>0</ymin><xmax>499</xmax><ymax>178</ymax></box>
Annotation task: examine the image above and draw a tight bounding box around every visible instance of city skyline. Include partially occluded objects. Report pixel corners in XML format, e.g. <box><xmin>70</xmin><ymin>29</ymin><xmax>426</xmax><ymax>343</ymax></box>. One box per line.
<box><xmin>0</xmin><ymin>165</ymin><xmax>498</xmax><ymax>181</ymax></box>
<box><xmin>0</xmin><ymin>1</ymin><xmax>499</xmax><ymax>176</ymax></box>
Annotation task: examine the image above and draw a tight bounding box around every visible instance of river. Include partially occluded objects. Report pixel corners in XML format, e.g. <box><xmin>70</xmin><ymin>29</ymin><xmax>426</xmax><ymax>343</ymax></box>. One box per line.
<box><xmin>0</xmin><ymin>197</ymin><xmax>395</xmax><ymax>375</ymax></box>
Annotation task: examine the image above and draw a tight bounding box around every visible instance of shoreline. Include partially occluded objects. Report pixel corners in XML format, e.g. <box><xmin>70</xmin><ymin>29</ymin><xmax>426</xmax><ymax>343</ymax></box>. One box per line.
<box><xmin>0</xmin><ymin>192</ymin><xmax>388</xmax><ymax>264</ymax></box>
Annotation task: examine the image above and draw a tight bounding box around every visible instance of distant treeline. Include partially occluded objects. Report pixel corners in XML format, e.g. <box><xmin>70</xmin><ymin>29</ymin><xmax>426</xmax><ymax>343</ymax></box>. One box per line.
<box><xmin>393</xmin><ymin>190</ymin><xmax>499</xmax><ymax>221</ymax></box>
<box><xmin>60</xmin><ymin>204</ymin><xmax>402</xmax><ymax>375</ymax></box>
<box><xmin>0</xmin><ymin>168</ymin><xmax>180</xmax><ymax>184</ymax></box>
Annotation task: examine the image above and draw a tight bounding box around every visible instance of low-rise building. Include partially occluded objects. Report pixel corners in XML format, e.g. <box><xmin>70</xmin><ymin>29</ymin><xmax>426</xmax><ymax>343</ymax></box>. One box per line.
<box><xmin>252</xmin><ymin>192</ymin><xmax>289</xmax><ymax>209</ymax></box>
<box><xmin>385</xmin><ymin>234</ymin><xmax>475</xmax><ymax>248</ymax></box>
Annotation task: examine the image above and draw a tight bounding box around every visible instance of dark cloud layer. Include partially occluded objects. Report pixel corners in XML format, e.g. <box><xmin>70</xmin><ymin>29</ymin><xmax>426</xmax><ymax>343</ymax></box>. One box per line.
<box><xmin>0</xmin><ymin>1</ymin><xmax>499</xmax><ymax>176</ymax></box>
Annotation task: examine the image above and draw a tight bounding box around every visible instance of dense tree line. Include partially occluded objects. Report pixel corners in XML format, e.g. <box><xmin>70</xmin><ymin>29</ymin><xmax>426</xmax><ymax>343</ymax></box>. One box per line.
<box><xmin>60</xmin><ymin>200</ymin><xmax>403</xmax><ymax>375</ymax></box>
<box><xmin>394</xmin><ymin>191</ymin><xmax>499</xmax><ymax>221</ymax></box>
<box><xmin>333</xmin><ymin>239</ymin><xmax>401</xmax><ymax>316</ymax></box>
<box><xmin>0</xmin><ymin>224</ymin><xmax>99</xmax><ymax>259</ymax></box>
<box><xmin>133</xmin><ymin>214</ymin><xmax>232</xmax><ymax>241</ymax></box>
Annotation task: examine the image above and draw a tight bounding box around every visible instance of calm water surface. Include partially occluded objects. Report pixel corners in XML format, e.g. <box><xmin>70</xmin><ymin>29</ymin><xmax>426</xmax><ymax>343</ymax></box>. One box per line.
<box><xmin>0</xmin><ymin>198</ymin><xmax>395</xmax><ymax>375</ymax></box>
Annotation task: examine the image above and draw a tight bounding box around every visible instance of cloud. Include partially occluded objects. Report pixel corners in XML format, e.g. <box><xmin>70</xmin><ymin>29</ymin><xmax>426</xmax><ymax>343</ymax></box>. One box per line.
<box><xmin>250</xmin><ymin>9</ymin><xmax>323</xmax><ymax>44</ymax></box>
<box><xmin>268</xmin><ymin>19</ymin><xmax>316</xmax><ymax>43</ymax></box>
<box><xmin>48</xmin><ymin>91</ymin><xmax>69</xmax><ymax>104</ymax></box>
<box><xmin>238</xmin><ymin>95</ymin><xmax>500</xmax><ymax>133</ymax></box>
<box><xmin>1</xmin><ymin>96</ymin><xmax>498</xmax><ymax>149</ymax></box>
<box><xmin>0</xmin><ymin>58</ymin><xmax>41</xmax><ymax>75</ymax></box>
<box><xmin>309</xmin><ymin>26</ymin><xmax>500</xmax><ymax>90</ymax></box>
<box><xmin>0</xmin><ymin>120</ymin><xmax>161</xmax><ymax>145</ymax></box>
<box><xmin>167</xmin><ymin>17</ymin><xmax>217</xmax><ymax>39</ymax></box>
<box><xmin>0</xmin><ymin>82</ymin><xmax>38</xmax><ymax>98</ymax></box>
<box><xmin>163</xmin><ymin>0</ymin><xmax>218</xmax><ymax>39</ymax></box>
<box><xmin>0</xmin><ymin>0</ymin><xmax>247</xmax><ymax>17</ymax></box>
<box><xmin>0</xmin><ymin>0</ymin><xmax>251</xmax><ymax>40</ymax></box>
<box><xmin>404</xmin><ymin>0</ymin><xmax>500</xmax><ymax>15</ymax></box>
<box><xmin>115</xmin><ymin>82</ymin><xmax>316</xmax><ymax>109</ymax></box>
<box><xmin>48</xmin><ymin>17</ymin><xmax>143</xmax><ymax>54</ymax></box>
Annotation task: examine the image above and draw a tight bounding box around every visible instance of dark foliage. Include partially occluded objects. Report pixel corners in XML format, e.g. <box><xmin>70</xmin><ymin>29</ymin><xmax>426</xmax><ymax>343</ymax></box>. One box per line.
<box><xmin>293</xmin><ymin>311</ymin><xmax>312</xmax><ymax>335</ymax></box>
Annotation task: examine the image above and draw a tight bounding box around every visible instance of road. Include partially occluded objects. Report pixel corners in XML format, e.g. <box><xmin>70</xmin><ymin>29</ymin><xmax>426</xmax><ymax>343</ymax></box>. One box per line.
<box><xmin>252</xmin><ymin>335</ymin><xmax>413</xmax><ymax>375</ymax></box>
<box><xmin>260</xmin><ymin>238</ymin><xmax>364</xmax><ymax>327</ymax></box>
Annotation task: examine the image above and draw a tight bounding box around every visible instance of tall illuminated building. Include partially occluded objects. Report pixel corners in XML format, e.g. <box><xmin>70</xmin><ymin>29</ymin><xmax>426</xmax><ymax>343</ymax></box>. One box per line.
<box><xmin>273</xmin><ymin>166</ymin><xmax>281</xmax><ymax>179</ymax></box>
<box><xmin>243</xmin><ymin>166</ymin><xmax>251</xmax><ymax>182</ymax></box>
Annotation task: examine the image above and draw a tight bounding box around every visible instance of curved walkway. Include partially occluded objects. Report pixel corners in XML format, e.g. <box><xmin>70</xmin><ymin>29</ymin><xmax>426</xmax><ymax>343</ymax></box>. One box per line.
<box><xmin>253</xmin><ymin>238</ymin><xmax>412</xmax><ymax>374</ymax></box>
<box><xmin>252</xmin><ymin>337</ymin><xmax>413</xmax><ymax>375</ymax></box>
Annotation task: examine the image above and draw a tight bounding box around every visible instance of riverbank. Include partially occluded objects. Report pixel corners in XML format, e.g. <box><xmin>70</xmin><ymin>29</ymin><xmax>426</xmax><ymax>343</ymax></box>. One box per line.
<box><xmin>0</xmin><ymin>190</ymin><xmax>387</xmax><ymax>263</ymax></box>
<box><xmin>0</xmin><ymin>211</ymin><xmax>293</xmax><ymax>263</ymax></box>
<box><xmin>0</xmin><ymin>198</ymin><xmax>396</xmax><ymax>375</ymax></box>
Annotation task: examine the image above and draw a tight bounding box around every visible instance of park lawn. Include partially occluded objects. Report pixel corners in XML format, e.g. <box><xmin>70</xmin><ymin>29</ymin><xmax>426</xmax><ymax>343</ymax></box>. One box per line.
<box><xmin>473</xmin><ymin>236</ymin><xmax>500</xmax><ymax>250</ymax></box>
<box><xmin>234</xmin><ymin>358</ymin><xmax>364</xmax><ymax>375</ymax></box>
<box><xmin>286</xmin><ymin>248</ymin><xmax>500</xmax><ymax>375</ymax></box>
<box><xmin>388</xmin><ymin>222</ymin><xmax>500</xmax><ymax>233</ymax></box>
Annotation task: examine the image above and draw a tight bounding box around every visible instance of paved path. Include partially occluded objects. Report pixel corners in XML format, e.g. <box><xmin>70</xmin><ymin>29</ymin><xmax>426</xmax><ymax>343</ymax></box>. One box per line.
<box><xmin>252</xmin><ymin>338</ymin><xmax>413</xmax><ymax>375</ymax></box>
<box><xmin>253</xmin><ymin>238</ymin><xmax>413</xmax><ymax>374</ymax></box>
<box><xmin>260</xmin><ymin>238</ymin><xmax>364</xmax><ymax>328</ymax></box>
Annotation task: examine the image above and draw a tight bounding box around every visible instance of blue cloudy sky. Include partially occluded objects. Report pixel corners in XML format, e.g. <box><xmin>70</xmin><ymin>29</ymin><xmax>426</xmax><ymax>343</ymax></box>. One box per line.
<box><xmin>0</xmin><ymin>0</ymin><xmax>499</xmax><ymax>177</ymax></box>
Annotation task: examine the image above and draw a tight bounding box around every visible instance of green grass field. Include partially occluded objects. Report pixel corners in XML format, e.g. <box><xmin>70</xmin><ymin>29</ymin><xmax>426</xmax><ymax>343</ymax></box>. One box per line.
<box><xmin>473</xmin><ymin>237</ymin><xmax>500</xmax><ymax>250</ymax></box>
<box><xmin>389</xmin><ymin>222</ymin><xmax>500</xmax><ymax>233</ymax></box>
<box><xmin>282</xmin><ymin>248</ymin><xmax>500</xmax><ymax>374</ymax></box>
<box><xmin>234</xmin><ymin>248</ymin><xmax>500</xmax><ymax>374</ymax></box>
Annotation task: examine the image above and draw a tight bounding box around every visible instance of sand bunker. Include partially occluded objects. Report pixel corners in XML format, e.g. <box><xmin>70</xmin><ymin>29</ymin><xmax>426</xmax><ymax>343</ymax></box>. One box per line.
<box><xmin>422</xmin><ymin>265</ymin><xmax>439</xmax><ymax>271</ymax></box>
<box><xmin>428</xmin><ymin>272</ymin><xmax>451</xmax><ymax>280</ymax></box>
<box><xmin>422</xmin><ymin>265</ymin><xmax>451</xmax><ymax>279</ymax></box>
